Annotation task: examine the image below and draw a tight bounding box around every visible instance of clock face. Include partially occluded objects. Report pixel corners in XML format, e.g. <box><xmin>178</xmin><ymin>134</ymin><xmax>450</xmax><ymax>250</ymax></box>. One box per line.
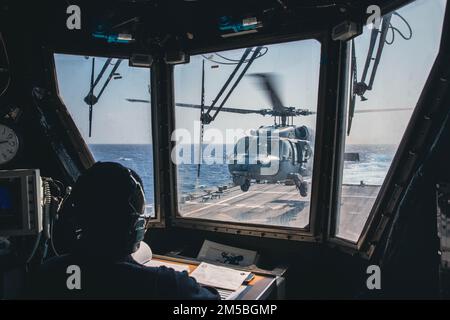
<box><xmin>0</xmin><ymin>124</ymin><xmax>19</xmax><ymax>165</ymax></box>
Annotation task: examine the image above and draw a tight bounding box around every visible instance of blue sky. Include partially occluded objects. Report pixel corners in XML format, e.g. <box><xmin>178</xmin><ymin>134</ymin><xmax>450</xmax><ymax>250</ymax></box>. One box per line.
<box><xmin>54</xmin><ymin>55</ymin><xmax>152</xmax><ymax>144</ymax></box>
<box><xmin>54</xmin><ymin>0</ymin><xmax>447</xmax><ymax>146</ymax></box>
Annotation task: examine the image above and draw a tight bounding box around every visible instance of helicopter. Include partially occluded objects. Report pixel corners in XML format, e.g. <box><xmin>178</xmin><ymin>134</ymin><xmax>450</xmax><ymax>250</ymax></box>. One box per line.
<box><xmin>128</xmin><ymin>71</ymin><xmax>410</xmax><ymax>196</ymax></box>
<box><xmin>166</xmin><ymin>98</ymin><xmax>315</xmax><ymax>195</ymax></box>
<box><xmin>125</xmin><ymin>46</ymin><xmax>320</xmax><ymax>195</ymax></box>
<box><xmin>187</xmin><ymin>72</ymin><xmax>317</xmax><ymax>196</ymax></box>
<box><xmin>127</xmin><ymin>52</ymin><xmax>316</xmax><ymax>195</ymax></box>
<box><xmin>126</xmin><ymin>42</ymin><xmax>412</xmax><ymax>196</ymax></box>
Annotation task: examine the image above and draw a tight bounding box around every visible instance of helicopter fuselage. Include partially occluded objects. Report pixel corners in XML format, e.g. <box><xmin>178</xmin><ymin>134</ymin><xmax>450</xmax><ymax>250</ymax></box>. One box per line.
<box><xmin>228</xmin><ymin>125</ymin><xmax>313</xmax><ymax>193</ymax></box>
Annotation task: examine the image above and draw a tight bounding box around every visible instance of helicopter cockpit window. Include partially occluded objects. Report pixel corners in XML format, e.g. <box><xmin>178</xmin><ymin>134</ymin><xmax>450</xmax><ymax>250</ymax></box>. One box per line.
<box><xmin>334</xmin><ymin>0</ymin><xmax>447</xmax><ymax>242</ymax></box>
<box><xmin>173</xmin><ymin>39</ymin><xmax>321</xmax><ymax>232</ymax></box>
<box><xmin>53</xmin><ymin>54</ymin><xmax>156</xmax><ymax>218</ymax></box>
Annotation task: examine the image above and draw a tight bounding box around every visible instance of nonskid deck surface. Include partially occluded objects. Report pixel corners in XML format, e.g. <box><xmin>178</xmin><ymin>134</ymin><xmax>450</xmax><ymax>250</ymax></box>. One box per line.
<box><xmin>179</xmin><ymin>183</ymin><xmax>380</xmax><ymax>239</ymax></box>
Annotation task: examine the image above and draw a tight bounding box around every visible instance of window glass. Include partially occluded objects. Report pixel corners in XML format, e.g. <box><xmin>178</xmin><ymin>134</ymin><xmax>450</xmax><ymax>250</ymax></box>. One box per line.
<box><xmin>53</xmin><ymin>54</ymin><xmax>155</xmax><ymax>217</ymax></box>
<box><xmin>335</xmin><ymin>0</ymin><xmax>447</xmax><ymax>241</ymax></box>
<box><xmin>173</xmin><ymin>39</ymin><xmax>321</xmax><ymax>229</ymax></box>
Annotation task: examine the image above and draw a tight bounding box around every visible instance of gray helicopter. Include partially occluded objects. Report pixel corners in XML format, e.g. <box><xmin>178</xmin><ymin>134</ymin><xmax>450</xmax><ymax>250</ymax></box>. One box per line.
<box><xmin>129</xmin><ymin>72</ymin><xmax>315</xmax><ymax>196</ymax></box>
<box><xmin>220</xmin><ymin>73</ymin><xmax>314</xmax><ymax>195</ymax></box>
<box><xmin>228</xmin><ymin>123</ymin><xmax>313</xmax><ymax>195</ymax></box>
<box><xmin>126</xmin><ymin>54</ymin><xmax>411</xmax><ymax>197</ymax></box>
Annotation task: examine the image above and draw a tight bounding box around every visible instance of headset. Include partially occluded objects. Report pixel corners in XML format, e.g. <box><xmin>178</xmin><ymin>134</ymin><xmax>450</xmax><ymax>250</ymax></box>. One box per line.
<box><xmin>57</xmin><ymin>163</ymin><xmax>147</xmax><ymax>255</ymax></box>
<box><xmin>126</xmin><ymin>169</ymin><xmax>147</xmax><ymax>253</ymax></box>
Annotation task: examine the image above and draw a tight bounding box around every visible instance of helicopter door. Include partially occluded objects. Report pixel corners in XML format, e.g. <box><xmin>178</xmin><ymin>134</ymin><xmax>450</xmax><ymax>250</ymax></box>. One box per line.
<box><xmin>288</xmin><ymin>141</ymin><xmax>297</xmax><ymax>165</ymax></box>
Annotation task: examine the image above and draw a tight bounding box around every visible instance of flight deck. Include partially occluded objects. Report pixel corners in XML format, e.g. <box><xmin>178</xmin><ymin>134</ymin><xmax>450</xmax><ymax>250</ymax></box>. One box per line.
<box><xmin>179</xmin><ymin>183</ymin><xmax>380</xmax><ymax>241</ymax></box>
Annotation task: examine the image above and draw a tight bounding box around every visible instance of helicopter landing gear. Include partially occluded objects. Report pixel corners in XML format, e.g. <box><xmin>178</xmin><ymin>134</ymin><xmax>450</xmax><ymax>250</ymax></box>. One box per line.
<box><xmin>288</xmin><ymin>173</ymin><xmax>308</xmax><ymax>197</ymax></box>
<box><xmin>298</xmin><ymin>180</ymin><xmax>308</xmax><ymax>197</ymax></box>
<box><xmin>240</xmin><ymin>180</ymin><xmax>251</xmax><ymax>192</ymax></box>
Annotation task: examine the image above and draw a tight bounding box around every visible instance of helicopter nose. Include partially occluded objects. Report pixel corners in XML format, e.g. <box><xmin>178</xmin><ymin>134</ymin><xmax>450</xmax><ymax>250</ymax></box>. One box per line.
<box><xmin>228</xmin><ymin>154</ymin><xmax>280</xmax><ymax>166</ymax></box>
<box><xmin>257</xmin><ymin>155</ymin><xmax>277</xmax><ymax>165</ymax></box>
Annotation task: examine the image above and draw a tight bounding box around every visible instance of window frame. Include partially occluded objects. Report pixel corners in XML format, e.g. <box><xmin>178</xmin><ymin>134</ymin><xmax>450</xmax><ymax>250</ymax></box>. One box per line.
<box><xmin>50</xmin><ymin>51</ymin><xmax>165</xmax><ymax>227</ymax></box>
<box><xmin>327</xmin><ymin>0</ymin><xmax>449</xmax><ymax>257</ymax></box>
<box><xmin>42</xmin><ymin>0</ymin><xmax>447</xmax><ymax>252</ymax></box>
<box><xmin>46</xmin><ymin>49</ymin><xmax>96</xmax><ymax>178</ymax></box>
<box><xmin>167</xmin><ymin>30</ymin><xmax>339</xmax><ymax>242</ymax></box>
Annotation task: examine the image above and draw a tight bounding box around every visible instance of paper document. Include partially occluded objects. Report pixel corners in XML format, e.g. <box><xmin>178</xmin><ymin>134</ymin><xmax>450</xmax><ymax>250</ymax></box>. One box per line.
<box><xmin>217</xmin><ymin>286</ymin><xmax>248</xmax><ymax>300</ymax></box>
<box><xmin>197</xmin><ymin>240</ymin><xmax>258</xmax><ymax>266</ymax></box>
<box><xmin>190</xmin><ymin>262</ymin><xmax>250</xmax><ymax>291</ymax></box>
<box><xmin>144</xmin><ymin>259</ymin><xmax>190</xmax><ymax>273</ymax></box>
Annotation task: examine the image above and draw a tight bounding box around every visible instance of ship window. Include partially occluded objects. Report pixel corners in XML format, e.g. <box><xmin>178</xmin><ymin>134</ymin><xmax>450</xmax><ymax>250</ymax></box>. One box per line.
<box><xmin>173</xmin><ymin>39</ymin><xmax>321</xmax><ymax>231</ymax></box>
<box><xmin>334</xmin><ymin>0</ymin><xmax>447</xmax><ymax>242</ymax></box>
<box><xmin>53</xmin><ymin>54</ymin><xmax>155</xmax><ymax>218</ymax></box>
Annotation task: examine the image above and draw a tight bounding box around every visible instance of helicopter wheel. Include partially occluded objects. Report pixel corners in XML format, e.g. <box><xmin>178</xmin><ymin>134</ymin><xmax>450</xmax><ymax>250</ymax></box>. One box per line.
<box><xmin>240</xmin><ymin>180</ymin><xmax>250</xmax><ymax>192</ymax></box>
<box><xmin>299</xmin><ymin>180</ymin><xmax>308</xmax><ymax>197</ymax></box>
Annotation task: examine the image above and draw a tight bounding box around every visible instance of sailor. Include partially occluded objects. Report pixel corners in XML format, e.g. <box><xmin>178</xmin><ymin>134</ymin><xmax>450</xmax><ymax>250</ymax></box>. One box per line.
<box><xmin>24</xmin><ymin>162</ymin><xmax>219</xmax><ymax>300</ymax></box>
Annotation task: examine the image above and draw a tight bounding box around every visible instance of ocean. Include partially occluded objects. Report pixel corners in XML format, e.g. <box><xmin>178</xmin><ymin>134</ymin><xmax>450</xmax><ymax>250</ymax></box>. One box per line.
<box><xmin>89</xmin><ymin>143</ymin><xmax>397</xmax><ymax>206</ymax></box>
<box><xmin>342</xmin><ymin>144</ymin><xmax>397</xmax><ymax>185</ymax></box>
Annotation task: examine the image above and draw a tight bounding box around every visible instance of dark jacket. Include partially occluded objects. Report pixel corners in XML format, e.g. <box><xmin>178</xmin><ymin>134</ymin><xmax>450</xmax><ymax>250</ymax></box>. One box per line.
<box><xmin>24</xmin><ymin>254</ymin><xmax>220</xmax><ymax>300</ymax></box>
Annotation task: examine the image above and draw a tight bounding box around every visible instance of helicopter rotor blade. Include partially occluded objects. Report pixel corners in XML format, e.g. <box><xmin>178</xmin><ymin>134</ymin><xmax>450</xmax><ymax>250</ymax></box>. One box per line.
<box><xmin>126</xmin><ymin>99</ymin><xmax>264</xmax><ymax>114</ymax></box>
<box><xmin>346</xmin><ymin>107</ymin><xmax>412</xmax><ymax>135</ymax></box>
<box><xmin>353</xmin><ymin>107</ymin><xmax>412</xmax><ymax>114</ymax></box>
<box><xmin>176</xmin><ymin>103</ymin><xmax>264</xmax><ymax>115</ymax></box>
<box><xmin>127</xmin><ymin>99</ymin><xmax>316</xmax><ymax>118</ymax></box>
<box><xmin>126</xmin><ymin>98</ymin><xmax>150</xmax><ymax>103</ymax></box>
<box><xmin>128</xmin><ymin>99</ymin><xmax>406</xmax><ymax>118</ymax></box>
<box><xmin>249</xmin><ymin>73</ymin><xmax>285</xmax><ymax>112</ymax></box>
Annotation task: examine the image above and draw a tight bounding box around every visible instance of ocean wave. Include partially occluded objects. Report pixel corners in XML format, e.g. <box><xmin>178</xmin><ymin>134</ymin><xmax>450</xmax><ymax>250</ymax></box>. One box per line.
<box><xmin>89</xmin><ymin>143</ymin><xmax>395</xmax><ymax>198</ymax></box>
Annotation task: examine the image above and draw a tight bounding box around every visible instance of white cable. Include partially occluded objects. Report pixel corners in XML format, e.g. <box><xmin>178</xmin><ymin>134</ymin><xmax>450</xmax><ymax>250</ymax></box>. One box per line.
<box><xmin>26</xmin><ymin>232</ymin><xmax>42</xmax><ymax>266</ymax></box>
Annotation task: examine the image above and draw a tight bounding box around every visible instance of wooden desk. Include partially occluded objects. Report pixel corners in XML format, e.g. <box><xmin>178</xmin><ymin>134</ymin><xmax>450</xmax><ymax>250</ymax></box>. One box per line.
<box><xmin>152</xmin><ymin>254</ymin><xmax>282</xmax><ymax>300</ymax></box>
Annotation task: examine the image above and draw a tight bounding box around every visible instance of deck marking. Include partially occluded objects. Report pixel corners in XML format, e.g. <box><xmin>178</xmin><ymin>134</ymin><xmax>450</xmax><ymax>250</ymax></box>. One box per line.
<box><xmin>235</xmin><ymin>204</ymin><xmax>263</xmax><ymax>209</ymax></box>
<box><xmin>244</xmin><ymin>191</ymin><xmax>299</xmax><ymax>195</ymax></box>
<box><xmin>181</xmin><ymin>185</ymin><xmax>379</xmax><ymax>239</ymax></box>
<box><xmin>341</xmin><ymin>195</ymin><xmax>377</xmax><ymax>199</ymax></box>
<box><xmin>183</xmin><ymin>192</ymin><xmax>249</xmax><ymax>215</ymax></box>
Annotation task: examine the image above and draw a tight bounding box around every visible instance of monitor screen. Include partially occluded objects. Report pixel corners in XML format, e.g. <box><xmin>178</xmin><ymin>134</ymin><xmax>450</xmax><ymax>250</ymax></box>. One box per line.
<box><xmin>0</xmin><ymin>177</ymin><xmax>23</xmax><ymax>231</ymax></box>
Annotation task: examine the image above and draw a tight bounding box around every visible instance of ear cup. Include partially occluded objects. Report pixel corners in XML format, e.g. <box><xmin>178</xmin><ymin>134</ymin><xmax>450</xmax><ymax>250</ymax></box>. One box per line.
<box><xmin>129</xmin><ymin>217</ymin><xmax>146</xmax><ymax>252</ymax></box>
<box><xmin>126</xmin><ymin>170</ymin><xmax>147</xmax><ymax>253</ymax></box>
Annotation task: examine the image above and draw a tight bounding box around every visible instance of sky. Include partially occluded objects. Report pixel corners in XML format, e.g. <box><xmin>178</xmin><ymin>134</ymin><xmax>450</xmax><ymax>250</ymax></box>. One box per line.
<box><xmin>54</xmin><ymin>0</ymin><xmax>447</xmax><ymax>146</ymax></box>
<box><xmin>54</xmin><ymin>55</ymin><xmax>152</xmax><ymax>144</ymax></box>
